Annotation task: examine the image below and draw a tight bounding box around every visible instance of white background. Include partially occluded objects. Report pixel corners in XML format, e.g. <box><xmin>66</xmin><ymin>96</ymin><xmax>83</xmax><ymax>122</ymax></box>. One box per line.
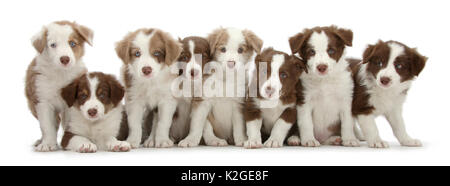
<box><xmin>0</xmin><ymin>0</ymin><xmax>448</xmax><ymax>166</ymax></box>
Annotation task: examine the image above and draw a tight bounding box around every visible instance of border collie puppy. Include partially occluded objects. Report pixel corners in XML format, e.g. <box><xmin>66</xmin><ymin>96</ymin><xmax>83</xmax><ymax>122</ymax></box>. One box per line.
<box><xmin>178</xmin><ymin>27</ymin><xmax>263</xmax><ymax>147</ymax></box>
<box><xmin>25</xmin><ymin>21</ymin><xmax>93</xmax><ymax>151</ymax></box>
<box><xmin>115</xmin><ymin>28</ymin><xmax>182</xmax><ymax>148</ymax></box>
<box><xmin>351</xmin><ymin>40</ymin><xmax>427</xmax><ymax>148</ymax></box>
<box><xmin>244</xmin><ymin>48</ymin><xmax>305</xmax><ymax>148</ymax></box>
<box><xmin>145</xmin><ymin>36</ymin><xmax>212</xmax><ymax>147</ymax></box>
<box><xmin>60</xmin><ymin>72</ymin><xmax>130</xmax><ymax>153</ymax></box>
<box><xmin>287</xmin><ymin>26</ymin><xmax>359</xmax><ymax>147</ymax></box>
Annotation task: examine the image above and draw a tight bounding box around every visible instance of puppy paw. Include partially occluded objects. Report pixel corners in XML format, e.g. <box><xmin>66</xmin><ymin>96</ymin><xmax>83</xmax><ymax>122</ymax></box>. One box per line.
<box><xmin>178</xmin><ymin>138</ymin><xmax>200</xmax><ymax>148</ymax></box>
<box><xmin>264</xmin><ymin>138</ymin><xmax>283</xmax><ymax>148</ymax></box>
<box><xmin>400</xmin><ymin>138</ymin><xmax>422</xmax><ymax>147</ymax></box>
<box><xmin>143</xmin><ymin>138</ymin><xmax>155</xmax><ymax>148</ymax></box>
<box><xmin>234</xmin><ymin>140</ymin><xmax>246</xmax><ymax>147</ymax></box>
<box><xmin>205</xmin><ymin>139</ymin><xmax>228</xmax><ymax>147</ymax></box>
<box><xmin>155</xmin><ymin>138</ymin><xmax>174</xmax><ymax>148</ymax></box>
<box><xmin>287</xmin><ymin>136</ymin><xmax>301</xmax><ymax>146</ymax></box>
<box><xmin>35</xmin><ymin>142</ymin><xmax>58</xmax><ymax>152</ymax></box>
<box><xmin>342</xmin><ymin>138</ymin><xmax>360</xmax><ymax>147</ymax></box>
<box><xmin>367</xmin><ymin>140</ymin><xmax>389</xmax><ymax>148</ymax></box>
<box><xmin>244</xmin><ymin>139</ymin><xmax>262</xmax><ymax>149</ymax></box>
<box><xmin>301</xmin><ymin>138</ymin><xmax>321</xmax><ymax>147</ymax></box>
<box><xmin>126</xmin><ymin>138</ymin><xmax>140</xmax><ymax>149</ymax></box>
<box><xmin>109</xmin><ymin>141</ymin><xmax>131</xmax><ymax>152</ymax></box>
<box><xmin>325</xmin><ymin>136</ymin><xmax>342</xmax><ymax>146</ymax></box>
<box><xmin>76</xmin><ymin>143</ymin><xmax>97</xmax><ymax>153</ymax></box>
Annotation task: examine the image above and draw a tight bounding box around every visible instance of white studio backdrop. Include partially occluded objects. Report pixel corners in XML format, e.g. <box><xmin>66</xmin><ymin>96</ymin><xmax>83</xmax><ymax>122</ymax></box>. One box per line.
<box><xmin>0</xmin><ymin>0</ymin><xmax>448</xmax><ymax>165</ymax></box>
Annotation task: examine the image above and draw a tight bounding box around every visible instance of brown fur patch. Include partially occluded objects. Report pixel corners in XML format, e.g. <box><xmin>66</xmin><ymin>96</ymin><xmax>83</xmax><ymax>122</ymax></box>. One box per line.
<box><xmin>348</xmin><ymin>58</ymin><xmax>375</xmax><ymax>115</ymax></box>
<box><xmin>207</xmin><ymin>28</ymin><xmax>229</xmax><ymax>56</ymax></box>
<box><xmin>116</xmin><ymin>110</ymin><xmax>129</xmax><ymax>141</ymax></box>
<box><xmin>279</xmin><ymin>107</ymin><xmax>297</xmax><ymax>124</ymax></box>
<box><xmin>150</xmin><ymin>30</ymin><xmax>182</xmax><ymax>66</ymax></box>
<box><xmin>61</xmin><ymin>131</ymin><xmax>75</xmax><ymax>150</ymax></box>
<box><xmin>25</xmin><ymin>59</ymin><xmax>39</xmax><ymax>118</ymax></box>
<box><xmin>115</xmin><ymin>29</ymin><xmax>154</xmax><ymax>64</ymax></box>
<box><xmin>32</xmin><ymin>29</ymin><xmax>48</xmax><ymax>53</ymax></box>
<box><xmin>243</xmin><ymin>97</ymin><xmax>262</xmax><ymax>122</ymax></box>
<box><xmin>54</xmin><ymin>21</ymin><xmax>93</xmax><ymax>46</ymax></box>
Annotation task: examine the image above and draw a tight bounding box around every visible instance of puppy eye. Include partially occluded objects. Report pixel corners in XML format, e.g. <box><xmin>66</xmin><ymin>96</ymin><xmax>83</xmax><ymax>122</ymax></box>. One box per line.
<box><xmin>99</xmin><ymin>93</ymin><xmax>106</xmax><ymax>99</ymax></box>
<box><xmin>220</xmin><ymin>47</ymin><xmax>226</xmax><ymax>53</ymax></box>
<box><xmin>69</xmin><ymin>41</ymin><xmax>76</xmax><ymax>48</ymax></box>
<box><xmin>238</xmin><ymin>48</ymin><xmax>244</xmax><ymax>54</ymax></box>
<box><xmin>182</xmin><ymin>56</ymin><xmax>188</xmax><ymax>61</ymax></box>
<box><xmin>280</xmin><ymin>72</ymin><xmax>288</xmax><ymax>79</ymax></box>
<box><xmin>135</xmin><ymin>51</ymin><xmax>141</xmax><ymax>57</ymax></box>
<box><xmin>309</xmin><ymin>49</ymin><xmax>315</xmax><ymax>56</ymax></box>
<box><xmin>378</xmin><ymin>61</ymin><xmax>383</xmax><ymax>67</ymax></box>
<box><xmin>395</xmin><ymin>64</ymin><xmax>403</xmax><ymax>69</ymax></box>
<box><xmin>153</xmin><ymin>51</ymin><xmax>162</xmax><ymax>57</ymax></box>
<box><xmin>50</xmin><ymin>43</ymin><xmax>57</xmax><ymax>48</ymax></box>
<box><xmin>80</xmin><ymin>94</ymin><xmax>87</xmax><ymax>100</ymax></box>
<box><xmin>327</xmin><ymin>48</ymin><xmax>335</xmax><ymax>55</ymax></box>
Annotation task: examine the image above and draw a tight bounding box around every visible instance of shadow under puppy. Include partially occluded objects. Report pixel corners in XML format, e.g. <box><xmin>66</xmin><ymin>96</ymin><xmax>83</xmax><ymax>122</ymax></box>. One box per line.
<box><xmin>60</xmin><ymin>72</ymin><xmax>130</xmax><ymax>153</ymax></box>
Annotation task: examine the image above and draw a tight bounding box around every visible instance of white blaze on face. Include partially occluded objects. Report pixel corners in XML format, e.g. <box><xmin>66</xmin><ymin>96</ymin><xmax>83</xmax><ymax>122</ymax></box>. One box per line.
<box><xmin>45</xmin><ymin>23</ymin><xmax>76</xmax><ymax>68</ymax></box>
<box><xmin>130</xmin><ymin>31</ymin><xmax>162</xmax><ymax>79</ymax></box>
<box><xmin>260</xmin><ymin>54</ymin><xmax>284</xmax><ymax>100</ymax></box>
<box><xmin>185</xmin><ymin>40</ymin><xmax>203</xmax><ymax>79</ymax></box>
<box><xmin>80</xmin><ymin>77</ymin><xmax>105</xmax><ymax>121</ymax></box>
<box><xmin>307</xmin><ymin>31</ymin><xmax>336</xmax><ymax>75</ymax></box>
<box><xmin>217</xmin><ymin>28</ymin><xmax>246</xmax><ymax>70</ymax></box>
<box><xmin>377</xmin><ymin>43</ymin><xmax>405</xmax><ymax>88</ymax></box>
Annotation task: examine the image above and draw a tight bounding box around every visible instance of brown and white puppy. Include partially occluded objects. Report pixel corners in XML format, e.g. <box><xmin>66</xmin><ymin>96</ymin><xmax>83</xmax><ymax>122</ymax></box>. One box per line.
<box><xmin>351</xmin><ymin>40</ymin><xmax>427</xmax><ymax>148</ymax></box>
<box><xmin>244</xmin><ymin>48</ymin><xmax>305</xmax><ymax>148</ymax></box>
<box><xmin>25</xmin><ymin>21</ymin><xmax>93</xmax><ymax>151</ymax></box>
<box><xmin>60</xmin><ymin>72</ymin><xmax>130</xmax><ymax>153</ymax></box>
<box><xmin>287</xmin><ymin>25</ymin><xmax>360</xmax><ymax>147</ymax></box>
<box><xmin>179</xmin><ymin>27</ymin><xmax>263</xmax><ymax>147</ymax></box>
<box><xmin>146</xmin><ymin>36</ymin><xmax>212</xmax><ymax>147</ymax></box>
<box><xmin>116</xmin><ymin>28</ymin><xmax>182</xmax><ymax>148</ymax></box>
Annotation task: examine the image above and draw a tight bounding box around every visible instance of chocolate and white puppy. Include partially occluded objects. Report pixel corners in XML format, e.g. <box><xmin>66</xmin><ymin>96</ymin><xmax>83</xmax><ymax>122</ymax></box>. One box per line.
<box><xmin>244</xmin><ymin>48</ymin><xmax>305</xmax><ymax>148</ymax></box>
<box><xmin>178</xmin><ymin>27</ymin><xmax>263</xmax><ymax>147</ymax></box>
<box><xmin>351</xmin><ymin>40</ymin><xmax>427</xmax><ymax>148</ymax></box>
<box><xmin>60</xmin><ymin>72</ymin><xmax>130</xmax><ymax>153</ymax></box>
<box><xmin>25</xmin><ymin>21</ymin><xmax>93</xmax><ymax>151</ymax></box>
<box><xmin>287</xmin><ymin>26</ymin><xmax>359</xmax><ymax>147</ymax></box>
<box><xmin>116</xmin><ymin>28</ymin><xmax>182</xmax><ymax>148</ymax></box>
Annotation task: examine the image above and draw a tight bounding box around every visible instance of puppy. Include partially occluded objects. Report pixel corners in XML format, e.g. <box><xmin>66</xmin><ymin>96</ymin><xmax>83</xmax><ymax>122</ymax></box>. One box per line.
<box><xmin>244</xmin><ymin>48</ymin><xmax>305</xmax><ymax>148</ymax></box>
<box><xmin>25</xmin><ymin>21</ymin><xmax>93</xmax><ymax>151</ymax></box>
<box><xmin>115</xmin><ymin>28</ymin><xmax>182</xmax><ymax>148</ymax></box>
<box><xmin>60</xmin><ymin>72</ymin><xmax>130</xmax><ymax>153</ymax></box>
<box><xmin>179</xmin><ymin>27</ymin><xmax>263</xmax><ymax>147</ymax></box>
<box><xmin>351</xmin><ymin>40</ymin><xmax>427</xmax><ymax>148</ymax></box>
<box><xmin>287</xmin><ymin>25</ymin><xmax>359</xmax><ymax>147</ymax></box>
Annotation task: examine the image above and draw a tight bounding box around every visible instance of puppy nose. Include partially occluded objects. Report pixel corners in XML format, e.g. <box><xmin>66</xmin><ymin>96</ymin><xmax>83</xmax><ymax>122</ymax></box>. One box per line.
<box><xmin>227</xmin><ymin>61</ymin><xmax>236</xmax><ymax>68</ymax></box>
<box><xmin>265</xmin><ymin>86</ymin><xmax>275</xmax><ymax>96</ymax></box>
<box><xmin>380</xmin><ymin>77</ymin><xmax>391</xmax><ymax>85</ymax></box>
<box><xmin>316</xmin><ymin>64</ymin><xmax>328</xmax><ymax>73</ymax></box>
<box><xmin>60</xmin><ymin>56</ymin><xmax>70</xmax><ymax>65</ymax></box>
<box><xmin>190</xmin><ymin>69</ymin><xmax>199</xmax><ymax>77</ymax></box>
<box><xmin>88</xmin><ymin>109</ymin><xmax>97</xmax><ymax>117</ymax></box>
<box><xmin>142</xmin><ymin>66</ymin><xmax>152</xmax><ymax>76</ymax></box>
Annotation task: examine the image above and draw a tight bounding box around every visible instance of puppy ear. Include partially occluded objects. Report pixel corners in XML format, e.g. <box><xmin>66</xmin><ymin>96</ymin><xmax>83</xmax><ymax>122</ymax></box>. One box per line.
<box><xmin>31</xmin><ymin>27</ymin><xmax>48</xmax><ymax>54</ymax></box>
<box><xmin>74</xmin><ymin>23</ymin><xmax>94</xmax><ymax>46</ymax></box>
<box><xmin>409</xmin><ymin>49</ymin><xmax>427</xmax><ymax>76</ymax></box>
<box><xmin>161</xmin><ymin>31</ymin><xmax>182</xmax><ymax>65</ymax></box>
<box><xmin>107</xmin><ymin>75</ymin><xmax>125</xmax><ymax>106</ymax></box>
<box><xmin>207</xmin><ymin>28</ymin><xmax>226</xmax><ymax>55</ymax></box>
<box><xmin>243</xmin><ymin>30</ymin><xmax>263</xmax><ymax>53</ymax></box>
<box><xmin>362</xmin><ymin>43</ymin><xmax>378</xmax><ymax>64</ymax></box>
<box><xmin>289</xmin><ymin>32</ymin><xmax>306</xmax><ymax>54</ymax></box>
<box><xmin>333</xmin><ymin>27</ymin><xmax>353</xmax><ymax>47</ymax></box>
<box><xmin>115</xmin><ymin>38</ymin><xmax>130</xmax><ymax>64</ymax></box>
<box><xmin>61</xmin><ymin>78</ymin><xmax>79</xmax><ymax>107</ymax></box>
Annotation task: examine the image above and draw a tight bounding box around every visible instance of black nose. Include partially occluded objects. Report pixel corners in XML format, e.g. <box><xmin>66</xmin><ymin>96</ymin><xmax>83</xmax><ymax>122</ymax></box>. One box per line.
<box><xmin>60</xmin><ymin>56</ymin><xmax>70</xmax><ymax>65</ymax></box>
<box><xmin>190</xmin><ymin>69</ymin><xmax>199</xmax><ymax>77</ymax></box>
<box><xmin>380</xmin><ymin>77</ymin><xmax>391</xmax><ymax>85</ymax></box>
<box><xmin>316</xmin><ymin>64</ymin><xmax>327</xmax><ymax>73</ymax></box>
<box><xmin>142</xmin><ymin>66</ymin><xmax>152</xmax><ymax>76</ymax></box>
<box><xmin>88</xmin><ymin>109</ymin><xmax>97</xmax><ymax>117</ymax></box>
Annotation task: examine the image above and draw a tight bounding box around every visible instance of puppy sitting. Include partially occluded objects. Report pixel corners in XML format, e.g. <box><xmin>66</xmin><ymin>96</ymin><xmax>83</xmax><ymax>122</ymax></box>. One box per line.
<box><xmin>351</xmin><ymin>40</ymin><xmax>427</xmax><ymax>148</ymax></box>
<box><xmin>60</xmin><ymin>72</ymin><xmax>130</xmax><ymax>153</ymax></box>
<box><xmin>244</xmin><ymin>48</ymin><xmax>305</xmax><ymax>148</ymax></box>
<box><xmin>25</xmin><ymin>21</ymin><xmax>93</xmax><ymax>151</ymax></box>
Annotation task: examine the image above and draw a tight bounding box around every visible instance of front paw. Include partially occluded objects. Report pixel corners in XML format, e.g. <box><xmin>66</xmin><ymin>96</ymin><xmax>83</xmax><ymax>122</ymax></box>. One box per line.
<box><xmin>400</xmin><ymin>138</ymin><xmax>422</xmax><ymax>147</ymax></box>
<box><xmin>155</xmin><ymin>138</ymin><xmax>174</xmax><ymax>148</ymax></box>
<box><xmin>35</xmin><ymin>141</ymin><xmax>58</xmax><ymax>152</ymax></box>
<box><xmin>342</xmin><ymin>138</ymin><xmax>360</xmax><ymax>147</ymax></box>
<box><xmin>204</xmin><ymin>139</ymin><xmax>228</xmax><ymax>147</ymax></box>
<box><xmin>143</xmin><ymin>138</ymin><xmax>155</xmax><ymax>148</ymax></box>
<box><xmin>178</xmin><ymin>137</ymin><xmax>200</xmax><ymax>148</ymax></box>
<box><xmin>244</xmin><ymin>139</ymin><xmax>262</xmax><ymax>149</ymax></box>
<box><xmin>264</xmin><ymin>138</ymin><xmax>283</xmax><ymax>148</ymax></box>
<box><xmin>301</xmin><ymin>138</ymin><xmax>321</xmax><ymax>147</ymax></box>
<box><xmin>367</xmin><ymin>139</ymin><xmax>389</xmax><ymax>148</ymax></box>
<box><xmin>287</xmin><ymin>136</ymin><xmax>301</xmax><ymax>146</ymax></box>
<box><xmin>108</xmin><ymin>141</ymin><xmax>131</xmax><ymax>152</ymax></box>
<box><xmin>76</xmin><ymin>143</ymin><xmax>97</xmax><ymax>153</ymax></box>
<box><xmin>126</xmin><ymin>138</ymin><xmax>141</xmax><ymax>149</ymax></box>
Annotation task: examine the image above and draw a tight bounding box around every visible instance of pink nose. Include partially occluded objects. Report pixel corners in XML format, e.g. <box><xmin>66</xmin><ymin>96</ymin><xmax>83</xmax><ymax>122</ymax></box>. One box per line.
<box><xmin>317</xmin><ymin>64</ymin><xmax>327</xmax><ymax>73</ymax></box>
<box><xmin>142</xmin><ymin>66</ymin><xmax>152</xmax><ymax>76</ymax></box>
<box><xmin>88</xmin><ymin>108</ymin><xmax>97</xmax><ymax>117</ymax></box>
<box><xmin>227</xmin><ymin>61</ymin><xmax>236</xmax><ymax>68</ymax></box>
<box><xmin>60</xmin><ymin>56</ymin><xmax>70</xmax><ymax>65</ymax></box>
<box><xmin>380</xmin><ymin>77</ymin><xmax>391</xmax><ymax>85</ymax></box>
<box><xmin>190</xmin><ymin>69</ymin><xmax>199</xmax><ymax>77</ymax></box>
<box><xmin>265</xmin><ymin>86</ymin><xmax>275</xmax><ymax>96</ymax></box>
